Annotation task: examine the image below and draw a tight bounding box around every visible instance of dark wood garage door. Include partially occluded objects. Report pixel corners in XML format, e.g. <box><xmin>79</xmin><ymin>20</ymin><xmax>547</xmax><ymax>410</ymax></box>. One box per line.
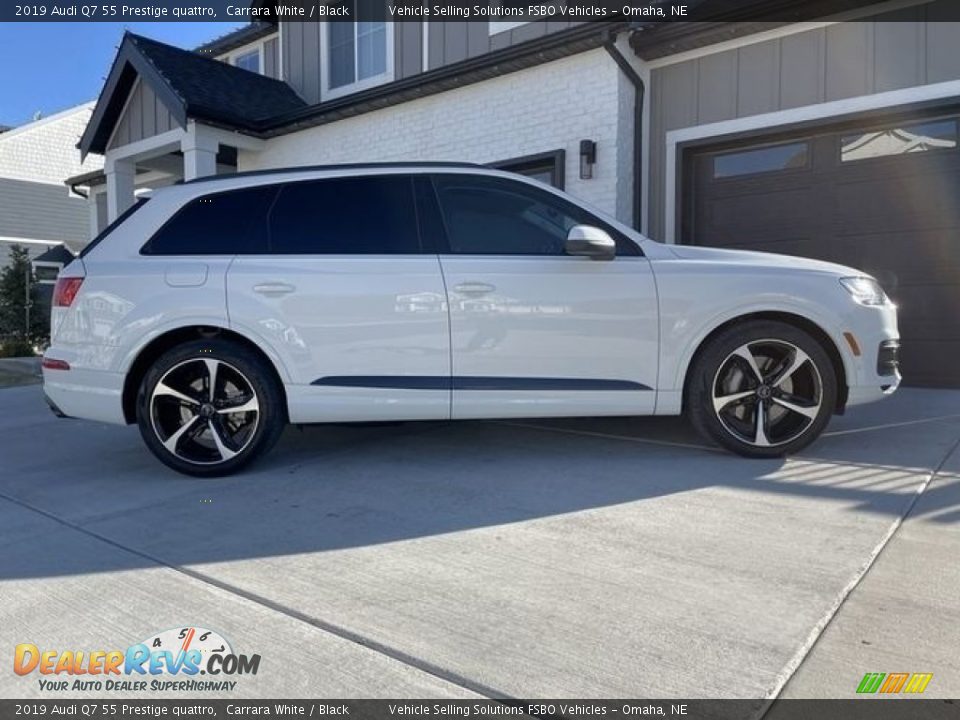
<box><xmin>683</xmin><ymin>113</ymin><xmax>960</xmax><ymax>387</ymax></box>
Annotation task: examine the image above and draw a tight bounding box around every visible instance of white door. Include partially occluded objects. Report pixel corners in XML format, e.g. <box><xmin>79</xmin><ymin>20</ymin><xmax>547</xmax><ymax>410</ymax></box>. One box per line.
<box><xmin>429</xmin><ymin>173</ymin><xmax>659</xmax><ymax>419</ymax></box>
<box><xmin>226</xmin><ymin>175</ymin><xmax>451</xmax><ymax>423</ymax></box>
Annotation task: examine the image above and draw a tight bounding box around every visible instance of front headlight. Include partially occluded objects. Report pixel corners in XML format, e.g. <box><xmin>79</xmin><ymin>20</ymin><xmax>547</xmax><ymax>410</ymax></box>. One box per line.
<box><xmin>840</xmin><ymin>276</ymin><xmax>889</xmax><ymax>306</ymax></box>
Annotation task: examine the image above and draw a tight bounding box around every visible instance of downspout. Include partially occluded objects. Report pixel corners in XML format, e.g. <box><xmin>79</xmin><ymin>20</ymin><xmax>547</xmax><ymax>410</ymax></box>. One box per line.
<box><xmin>602</xmin><ymin>32</ymin><xmax>645</xmax><ymax>234</ymax></box>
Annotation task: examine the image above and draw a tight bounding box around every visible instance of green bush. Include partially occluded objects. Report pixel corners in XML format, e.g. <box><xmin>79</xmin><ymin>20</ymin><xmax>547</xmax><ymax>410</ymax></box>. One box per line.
<box><xmin>0</xmin><ymin>244</ymin><xmax>49</xmax><ymax>346</ymax></box>
<box><xmin>0</xmin><ymin>337</ymin><xmax>36</xmax><ymax>358</ymax></box>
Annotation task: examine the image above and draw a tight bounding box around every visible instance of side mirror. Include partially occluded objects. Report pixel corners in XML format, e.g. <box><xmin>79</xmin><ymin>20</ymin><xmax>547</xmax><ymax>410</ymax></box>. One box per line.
<box><xmin>564</xmin><ymin>225</ymin><xmax>616</xmax><ymax>260</ymax></box>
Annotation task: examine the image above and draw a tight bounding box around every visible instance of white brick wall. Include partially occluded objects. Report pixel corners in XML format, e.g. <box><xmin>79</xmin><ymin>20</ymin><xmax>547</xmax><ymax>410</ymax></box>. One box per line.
<box><xmin>0</xmin><ymin>104</ymin><xmax>102</xmax><ymax>186</ymax></box>
<box><xmin>239</xmin><ymin>49</ymin><xmax>635</xmax><ymax>224</ymax></box>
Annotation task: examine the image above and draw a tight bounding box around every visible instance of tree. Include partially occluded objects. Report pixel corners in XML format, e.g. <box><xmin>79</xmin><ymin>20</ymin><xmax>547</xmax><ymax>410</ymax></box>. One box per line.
<box><xmin>0</xmin><ymin>244</ymin><xmax>47</xmax><ymax>347</ymax></box>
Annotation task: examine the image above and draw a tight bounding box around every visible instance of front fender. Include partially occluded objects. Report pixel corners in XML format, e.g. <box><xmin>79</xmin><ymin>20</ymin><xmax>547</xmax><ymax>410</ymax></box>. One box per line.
<box><xmin>663</xmin><ymin>296</ymin><xmax>854</xmax><ymax>394</ymax></box>
<box><xmin>649</xmin><ymin>258</ymin><xmax>866</xmax><ymax>405</ymax></box>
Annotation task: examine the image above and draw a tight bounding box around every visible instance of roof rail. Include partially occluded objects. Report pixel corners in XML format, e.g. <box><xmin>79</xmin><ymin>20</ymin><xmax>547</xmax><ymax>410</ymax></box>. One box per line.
<box><xmin>177</xmin><ymin>161</ymin><xmax>485</xmax><ymax>185</ymax></box>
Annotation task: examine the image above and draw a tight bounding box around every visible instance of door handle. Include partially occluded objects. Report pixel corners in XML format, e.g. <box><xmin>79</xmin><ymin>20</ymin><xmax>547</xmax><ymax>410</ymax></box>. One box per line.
<box><xmin>453</xmin><ymin>282</ymin><xmax>496</xmax><ymax>296</ymax></box>
<box><xmin>253</xmin><ymin>282</ymin><xmax>296</xmax><ymax>296</ymax></box>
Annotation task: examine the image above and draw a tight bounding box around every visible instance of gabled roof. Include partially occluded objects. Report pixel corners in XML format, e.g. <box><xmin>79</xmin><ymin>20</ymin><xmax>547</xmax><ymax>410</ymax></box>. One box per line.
<box><xmin>82</xmin><ymin>21</ymin><xmax>629</xmax><ymax>157</ymax></box>
<box><xmin>79</xmin><ymin>32</ymin><xmax>306</xmax><ymax>157</ymax></box>
<box><xmin>33</xmin><ymin>244</ymin><xmax>76</xmax><ymax>266</ymax></box>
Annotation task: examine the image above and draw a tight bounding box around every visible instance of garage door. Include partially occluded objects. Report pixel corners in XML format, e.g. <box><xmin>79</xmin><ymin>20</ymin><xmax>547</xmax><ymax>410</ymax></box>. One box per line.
<box><xmin>683</xmin><ymin>113</ymin><xmax>960</xmax><ymax>388</ymax></box>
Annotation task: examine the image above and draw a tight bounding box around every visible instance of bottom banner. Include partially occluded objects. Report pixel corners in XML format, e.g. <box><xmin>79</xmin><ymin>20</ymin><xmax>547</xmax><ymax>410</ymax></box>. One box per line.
<box><xmin>0</xmin><ymin>699</ymin><xmax>957</xmax><ymax>720</ymax></box>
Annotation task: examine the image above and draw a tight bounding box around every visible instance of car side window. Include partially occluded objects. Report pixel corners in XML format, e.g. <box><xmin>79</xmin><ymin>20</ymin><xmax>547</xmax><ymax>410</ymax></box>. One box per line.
<box><xmin>268</xmin><ymin>176</ymin><xmax>420</xmax><ymax>254</ymax></box>
<box><xmin>431</xmin><ymin>174</ymin><xmax>638</xmax><ymax>256</ymax></box>
<box><xmin>142</xmin><ymin>187</ymin><xmax>275</xmax><ymax>255</ymax></box>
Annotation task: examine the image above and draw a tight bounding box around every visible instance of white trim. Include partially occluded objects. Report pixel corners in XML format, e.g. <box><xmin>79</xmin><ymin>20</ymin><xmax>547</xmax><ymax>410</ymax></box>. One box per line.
<box><xmin>663</xmin><ymin>78</ymin><xmax>960</xmax><ymax>244</ymax></box>
<box><xmin>422</xmin><ymin>17</ymin><xmax>429</xmax><ymax>73</ymax></box>
<box><xmin>645</xmin><ymin>0</ymin><xmax>930</xmax><ymax>69</ymax></box>
<box><xmin>0</xmin><ymin>235</ymin><xmax>63</xmax><ymax>247</ymax></box>
<box><xmin>87</xmin><ymin>193</ymin><xmax>100</xmax><ymax>240</ymax></box>
<box><xmin>320</xmin><ymin>20</ymin><xmax>395</xmax><ymax>101</ymax></box>
<box><xmin>104</xmin><ymin>127</ymin><xmax>185</xmax><ymax>165</ymax></box>
<box><xmin>277</xmin><ymin>26</ymin><xmax>284</xmax><ymax>81</ymax></box>
<box><xmin>219</xmin><ymin>34</ymin><xmax>279</xmax><ymax>76</ymax></box>
<box><xmin>188</xmin><ymin>122</ymin><xmax>265</xmax><ymax>152</ymax></box>
<box><xmin>75</xmin><ymin>168</ymin><xmax>181</xmax><ymax>192</ymax></box>
<box><xmin>489</xmin><ymin>20</ymin><xmax>529</xmax><ymax>35</ymax></box>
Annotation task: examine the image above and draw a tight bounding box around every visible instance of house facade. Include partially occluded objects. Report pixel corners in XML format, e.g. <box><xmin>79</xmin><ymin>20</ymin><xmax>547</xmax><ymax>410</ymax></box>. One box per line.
<box><xmin>77</xmin><ymin>3</ymin><xmax>960</xmax><ymax>386</ymax></box>
<box><xmin>0</xmin><ymin>104</ymin><xmax>100</xmax><ymax>266</ymax></box>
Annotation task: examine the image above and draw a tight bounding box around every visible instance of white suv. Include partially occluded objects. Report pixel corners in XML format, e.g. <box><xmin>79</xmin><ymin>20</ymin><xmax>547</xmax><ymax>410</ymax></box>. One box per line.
<box><xmin>43</xmin><ymin>164</ymin><xmax>900</xmax><ymax>476</ymax></box>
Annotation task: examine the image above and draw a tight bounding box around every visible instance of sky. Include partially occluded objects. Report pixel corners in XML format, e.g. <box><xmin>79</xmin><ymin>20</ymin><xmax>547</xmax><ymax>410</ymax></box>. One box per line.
<box><xmin>0</xmin><ymin>22</ymin><xmax>246</xmax><ymax>127</ymax></box>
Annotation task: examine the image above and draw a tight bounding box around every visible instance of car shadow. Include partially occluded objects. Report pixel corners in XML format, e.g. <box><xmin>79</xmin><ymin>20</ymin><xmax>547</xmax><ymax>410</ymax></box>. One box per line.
<box><xmin>0</xmin><ymin>386</ymin><xmax>958</xmax><ymax>581</ymax></box>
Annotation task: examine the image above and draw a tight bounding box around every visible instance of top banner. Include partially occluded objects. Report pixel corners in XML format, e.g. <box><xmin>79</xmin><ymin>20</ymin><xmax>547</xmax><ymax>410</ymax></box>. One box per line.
<box><xmin>7</xmin><ymin>0</ymin><xmax>956</xmax><ymax>23</ymax></box>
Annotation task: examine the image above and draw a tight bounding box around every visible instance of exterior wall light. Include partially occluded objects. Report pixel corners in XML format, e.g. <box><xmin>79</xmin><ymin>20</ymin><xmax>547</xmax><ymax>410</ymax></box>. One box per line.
<box><xmin>579</xmin><ymin>139</ymin><xmax>597</xmax><ymax>180</ymax></box>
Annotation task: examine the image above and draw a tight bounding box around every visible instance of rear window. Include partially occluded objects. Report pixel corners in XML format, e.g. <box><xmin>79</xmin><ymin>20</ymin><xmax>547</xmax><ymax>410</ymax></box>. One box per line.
<box><xmin>80</xmin><ymin>197</ymin><xmax>150</xmax><ymax>259</ymax></box>
<box><xmin>142</xmin><ymin>187</ymin><xmax>276</xmax><ymax>255</ymax></box>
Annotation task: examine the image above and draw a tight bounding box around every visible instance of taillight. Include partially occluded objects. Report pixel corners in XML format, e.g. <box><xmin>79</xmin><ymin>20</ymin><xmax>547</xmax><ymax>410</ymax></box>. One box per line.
<box><xmin>53</xmin><ymin>277</ymin><xmax>84</xmax><ymax>307</ymax></box>
<box><xmin>42</xmin><ymin>357</ymin><xmax>70</xmax><ymax>371</ymax></box>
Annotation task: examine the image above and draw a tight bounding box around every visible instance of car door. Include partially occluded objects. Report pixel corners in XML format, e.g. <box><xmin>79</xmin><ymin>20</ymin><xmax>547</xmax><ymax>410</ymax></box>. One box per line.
<box><xmin>428</xmin><ymin>173</ymin><xmax>659</xmax><ymax>419</ymax></box>
<box><xmin>226</xmin><ymin>174</ymin><xmax>451</xmax><ymax>423</ymax></box>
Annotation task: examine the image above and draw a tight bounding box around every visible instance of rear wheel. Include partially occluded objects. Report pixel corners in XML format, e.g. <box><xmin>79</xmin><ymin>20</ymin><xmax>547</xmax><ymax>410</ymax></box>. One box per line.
<box><xmin>687</xmin><ymin>321</ymin><xmax>837</xmax><ymax>457</ymax></box>
<box><xmin>136</xmin><ymin>339</ymin><xmax>286</xmax><ymax>476</ymax></box>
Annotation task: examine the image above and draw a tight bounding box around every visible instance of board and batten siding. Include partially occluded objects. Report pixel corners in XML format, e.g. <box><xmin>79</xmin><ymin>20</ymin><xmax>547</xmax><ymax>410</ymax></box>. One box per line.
<box><xmin>107</xmin><ymin>79</ymin><xmax>177</xmax><ymax>150</ymax></box>
<box><xmin>647</xmin><ymin>0</ymin><xmax>960</xmax><ymax>241</ymax></box>
<box><xmin>264</xmin><ymin>36</ymin><xmax>280</xmax><ymax>79</ymax></box>
<box><xmin>429</xmin><ymin>20</ymin><xmax>581</xmax><ymax>68</ymax></box>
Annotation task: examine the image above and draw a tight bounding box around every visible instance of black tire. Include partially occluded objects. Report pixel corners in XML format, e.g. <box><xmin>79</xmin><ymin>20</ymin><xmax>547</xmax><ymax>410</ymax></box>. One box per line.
<box><xmin>686</xmin><ymin>320</ymin><xmax>837</xmax><ymax>458</ymax></box>
<box><xmin>136</xmin><ymin>338</ymin><xmax>286</xmax><ymax>477</ymax></box>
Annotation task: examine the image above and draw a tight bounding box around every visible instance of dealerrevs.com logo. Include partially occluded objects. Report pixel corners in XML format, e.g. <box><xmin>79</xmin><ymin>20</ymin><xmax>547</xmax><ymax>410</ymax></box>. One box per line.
<box><xmin>14</xmin><ymin>626</ymin><xmax>261</xmax><ymax>693</ymax></box>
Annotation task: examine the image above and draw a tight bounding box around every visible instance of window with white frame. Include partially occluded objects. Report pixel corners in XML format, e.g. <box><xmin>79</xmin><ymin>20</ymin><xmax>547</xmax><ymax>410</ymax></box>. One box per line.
<box><xmin>324</xmin><ymin>5</ymin><xmax>392</xmax><ymax>96</ymax></box>
<box><xmin>488</xmin><ymin>0</ymin><xmax>530</xmax><ymax>34</ymax></box>
<box><xmin>489</xmin><ymin>20</ymin><xmax>529</xmax><ymax>34</ymax></box>
<box><xmin>234</xmin><ymin>48</ymin><xmax>261</xmax><ymax>74</ymax></box>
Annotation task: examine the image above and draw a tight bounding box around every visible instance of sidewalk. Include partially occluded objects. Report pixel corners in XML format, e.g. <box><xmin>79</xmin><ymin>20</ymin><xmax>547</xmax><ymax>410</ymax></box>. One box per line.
<box><xmin>770</xmin><ymin>429</ymin><xmax>960</xmax><ymax>703</ymax></box>
<box><xmin>0</xmin><ymin>356</ymin><xmax>41</xmax><ymax>388</ymax></box>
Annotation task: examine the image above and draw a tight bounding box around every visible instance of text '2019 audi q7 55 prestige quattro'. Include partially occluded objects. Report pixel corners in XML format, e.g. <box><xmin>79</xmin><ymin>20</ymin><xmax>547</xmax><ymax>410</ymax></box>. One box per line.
<box><xmin>43</xmin><ymin>164</ymin><xmax>900</xmax><ymax>476</ymax></box>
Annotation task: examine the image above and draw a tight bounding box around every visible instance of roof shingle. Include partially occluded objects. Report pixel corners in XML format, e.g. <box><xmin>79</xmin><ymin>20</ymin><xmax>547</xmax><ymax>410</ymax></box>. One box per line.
<box><xmin>127</xmin><ymin>33</ymin><xmax>305</xmax><ymax>128</ymax></box>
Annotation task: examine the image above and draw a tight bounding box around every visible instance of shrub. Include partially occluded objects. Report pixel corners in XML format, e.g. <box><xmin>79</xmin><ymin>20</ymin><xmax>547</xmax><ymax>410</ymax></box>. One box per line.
<box><xmin>0</xmin><ymin>244</ymin><xmax>49</xmax><ymax>346</ymax></box>
<box><xmin>0</xmin><ymin>337</ymin><xmax>37</xmax><ymax>358</ymax></box>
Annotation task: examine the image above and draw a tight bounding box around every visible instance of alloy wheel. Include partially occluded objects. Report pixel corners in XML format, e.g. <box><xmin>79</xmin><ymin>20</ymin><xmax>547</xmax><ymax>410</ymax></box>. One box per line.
<box><xmin>711</xmin><ymin>339</ymin><xmax>823</xmax><ymax>448</ymax></box>
<box><xmin>149</xmin><ymin>358</ymin><xmax>260</xmax><ymax>465</ymax></box>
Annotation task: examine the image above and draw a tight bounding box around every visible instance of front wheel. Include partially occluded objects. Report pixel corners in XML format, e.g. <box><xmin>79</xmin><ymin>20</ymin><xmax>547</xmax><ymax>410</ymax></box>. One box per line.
<box><xmin>686</xmin><ymin>321</ymin><xmax>838</xmax><ymax>458</ymax></box>
<box><xmin>136</xmin><ymin>339</ymin><xmax>286</xmax><ymax>476</ymax></box>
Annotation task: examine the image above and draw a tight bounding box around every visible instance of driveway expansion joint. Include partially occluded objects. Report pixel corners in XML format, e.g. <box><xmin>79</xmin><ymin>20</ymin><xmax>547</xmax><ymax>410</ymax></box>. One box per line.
<box><xmin>0</xmin><ymin>488</ymin><xmax>510</xmax><ymax>701</ymax></box>
<box><xmin>759</xmin><ymin>430</ymin><xmax>960</xmax><ymax>716</ymax></box>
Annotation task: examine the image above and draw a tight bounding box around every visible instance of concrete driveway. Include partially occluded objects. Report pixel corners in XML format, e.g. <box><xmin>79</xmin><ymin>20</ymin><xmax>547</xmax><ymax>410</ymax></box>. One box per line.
<box><xmin>0</xmin><ymin>383</ymin><xmax>958</xmax><ymax>706</ymax></box>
